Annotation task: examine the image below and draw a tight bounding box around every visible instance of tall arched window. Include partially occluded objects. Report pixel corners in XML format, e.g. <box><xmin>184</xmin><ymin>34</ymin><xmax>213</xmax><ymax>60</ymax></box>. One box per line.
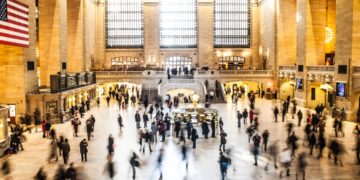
<box><xmin>106</xmin><ymin>0</ymin><xmax>143</xmax><ymax>48</ymax></box>
<box><xmin>214</xmin><ymin>0</ymin><xmax>250</xmax><ymax>48</ymax></box>
<box><xmin>160</xmin><ymin>0</ymin><xmax>197</xmax><ymax>48</ymax></box>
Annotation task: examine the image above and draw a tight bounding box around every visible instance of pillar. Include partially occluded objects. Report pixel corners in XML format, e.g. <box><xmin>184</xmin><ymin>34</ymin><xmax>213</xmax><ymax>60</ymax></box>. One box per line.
<box><xmin>143</xmin><ymin>0</ymin><xmax>160</xmax><ymax>67</ymax></box>
<box><xmin>39</xmin><ymin>0</ymin><xmax>68</xmax><ymax>87</ymax></box>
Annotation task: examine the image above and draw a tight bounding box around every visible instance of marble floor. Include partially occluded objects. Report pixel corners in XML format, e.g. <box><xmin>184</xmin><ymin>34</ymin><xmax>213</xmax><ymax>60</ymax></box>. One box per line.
<box><xmin>2</xmin><ymin>97</ymin><xmax>360</xmax><ymax>180</ymax></box>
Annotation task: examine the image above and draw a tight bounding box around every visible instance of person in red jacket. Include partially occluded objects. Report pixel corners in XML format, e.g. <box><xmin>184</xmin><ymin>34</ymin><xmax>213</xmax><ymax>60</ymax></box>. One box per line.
<box><xmin>41</xmin><ymin>120</ymin><xmax>46</xmax><ymax>138</ymax></box>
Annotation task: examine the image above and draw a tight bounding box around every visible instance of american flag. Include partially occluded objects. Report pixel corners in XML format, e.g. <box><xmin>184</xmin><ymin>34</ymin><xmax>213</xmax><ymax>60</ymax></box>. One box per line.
<box><xmin>0</xmin><ymin>0</ymin><xmax>29</xmax><ymax>47</ymax></box>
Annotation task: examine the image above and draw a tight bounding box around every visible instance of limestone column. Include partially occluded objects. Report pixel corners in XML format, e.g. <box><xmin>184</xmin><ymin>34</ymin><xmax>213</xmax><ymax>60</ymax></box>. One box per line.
<box><xmin>295</xmin><ymin>0</ymin><xmax>326</xmax><ymax>107</ymax></box>
<box><xmin>143</xmin><ymin>0</ymin><xmax>161</xmax><ymax>68</ymax></box>
<box><xmin>39</xmin><ymin>0</ymin><xmax>68</xmax><ymax>87</ymax></box>
<box><xmin>250</xmin><ymin>5</ymin><xmax>260</xmax><ymax>69</ymax></box>
<box><xmin>67</xmin><ymin>0</ymin><xmax>84</xmax><ymax>73</ymax></box>
<box><xmin>198</xmin><ymin>0</ymin><xmax>214</xmax><ymax>69</ymax></box>
<box><xmin>95</xmin><ymin>0</ymin><xmax>105</xmax><ymax>69</ymax></box>
<box><xmin>334</xmin><ymin>0</ymin><xmax>360</xmax><ymax>117</ymax></box>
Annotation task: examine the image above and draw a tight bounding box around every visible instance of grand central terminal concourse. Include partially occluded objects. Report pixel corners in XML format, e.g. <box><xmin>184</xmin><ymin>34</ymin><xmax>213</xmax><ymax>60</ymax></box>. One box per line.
<box><xmin>1</xmin><ymin>0</ymin><xmax>360</xmax><ymax>179</ymax></box>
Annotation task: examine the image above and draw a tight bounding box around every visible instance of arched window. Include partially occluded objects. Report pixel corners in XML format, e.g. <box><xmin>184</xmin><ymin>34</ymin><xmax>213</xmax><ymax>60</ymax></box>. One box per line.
<box><xmin>218</xmin><ymin>56</ymin><xmax>245</xmax><ymax>70</ymax></box>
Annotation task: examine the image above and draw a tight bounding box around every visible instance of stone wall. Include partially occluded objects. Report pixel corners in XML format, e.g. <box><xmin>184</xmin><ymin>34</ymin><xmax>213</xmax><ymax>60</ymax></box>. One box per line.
<box><xmin>0</xmin><ymin>0</ymin><xmax>37</xmax><ymax>119</ymax></box>
<box><xmin>39</xmin><ymin>0</ymin><xmax>68</xmax><ymax>87</ymax></box>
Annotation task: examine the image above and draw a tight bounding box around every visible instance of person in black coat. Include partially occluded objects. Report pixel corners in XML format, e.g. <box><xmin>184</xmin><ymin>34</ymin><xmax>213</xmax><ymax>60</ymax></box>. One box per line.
<box><xmin>191</xmin><ymin>128</ymin><xmax>198</xmax><ymax>149</ymax></box>
<box><xmin>61</xmin><ymin>139</ymin><xmax>70</xmax><ymax>165</ymax></box>
<box><xmin>309</xmin><ymin>131</ymin><xmax>317</xmax><ymax>155</ymax></box>
<box><xmin>135</xmin><ymin>111</ymin><xmax>141</xmax><ymax>128</ymax></box>
<box><xmin>174</xmin><ymin>120</ymin><xmax>181</xmax><ymax>138</ymax></box>
<box><xmin>65</xmin><ymin>163</ymin><xmax>77</xmax><ymax>180</ymax></box>
<box><xmin>211</xmin><ymin>117</ymin><xmax>216</xmax><ymax>138</ymax></box>
<box><xmin>80</xmin><ymin>139</ymin><xmax>88</xmax><ymax>162</ymax></box>
<box><xmin>202</xmin><ymin>122</ymin><xmax>210</xmax><ymax>139</ymax></box>
<box><xmin>237</xmin><ymin>111</ymin><xmax>242</xmax><ymax>128</ymax></box>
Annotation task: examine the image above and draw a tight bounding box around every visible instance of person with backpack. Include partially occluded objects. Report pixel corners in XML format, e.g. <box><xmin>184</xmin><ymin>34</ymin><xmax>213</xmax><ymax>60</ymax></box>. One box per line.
<box><xmin>191</xmin><ymin>128</ymin><xmax>199</xmax><ymax>149</ymax></box>
<box><xmin>219</xmin><ymin>152</ymin><xmax>231</xmax><ymax>180</ymax></box>
<box><xmin>252</xmin><ymin>133</ymin><xmax>261</xmax><ymax>166</ymax></box>
<box><xmin>129</xmin><ymin>152</ymin><xmax>140</xmax><ymax>179</ymax></box>
<box><xmin>219</xmin><ymin>130</ymin><xmax>227</xmax><ymax>151</ymax></box>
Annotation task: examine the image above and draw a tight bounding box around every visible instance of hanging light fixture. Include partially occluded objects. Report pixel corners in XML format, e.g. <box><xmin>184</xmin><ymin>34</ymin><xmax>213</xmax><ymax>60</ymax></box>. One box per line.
<box><xmin>325</xmin><ymin>0</ymin><xmax>333</xmax><ymax>44</ymax></box>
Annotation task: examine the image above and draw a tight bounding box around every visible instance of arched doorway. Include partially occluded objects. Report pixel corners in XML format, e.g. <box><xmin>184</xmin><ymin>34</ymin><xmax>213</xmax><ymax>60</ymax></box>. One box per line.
<box><xmin>165</xmin><ymin>56</ymin><xmax>192</xmax><ymax>70</ymax></box>
<box><xmin>279</xmin><ymin>80</ymin><xmax>295</xmax><ymax>100</ymax></box>
<box><xmin>306</xmin><ymin>82</ymin><xmax>334</xmax><ymax>109</ymax></box>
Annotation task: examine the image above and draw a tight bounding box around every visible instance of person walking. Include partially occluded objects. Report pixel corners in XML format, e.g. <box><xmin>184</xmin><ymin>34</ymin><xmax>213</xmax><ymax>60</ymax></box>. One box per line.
<box><xmin>103</xmin><ymin>156</ymin><xmax>116</xmax><ymax>180</ymax></box>
<box><xmin>309</xmin><ymin>131</ymin><xmax>317</xmax><ymax>155</ymax></box>
<box><xmin>296</xmin><ymin>152</ymin><xmax>307</xmax><ymax>180</ymax></box>
<box><xmin>273</xmin><ymin>106</ymin><xmax>279</xmax><ymax>122</ymax></box>
<box><xmin>108</xmin><ymin>134</ymin><xmax>115</xmax><ymax>156</ymax></box>
<box><xmin>237</xmin><ymin>111</ymin><xmax>242</xmax><ymax>128</ymax></box>
<box><xmin>317</xmin><ymin>133</ymin><xmax>326</xmax><ymax>159</ymax></box>
<box><xmin>252</xmin><ymin>133</ymin><xmax>261</xmax><ymax>166</ymax></box>
<box><xmin>151</xmin><ymin>122</ymin><xmax>158</xmax><ymax>143</ymax></box>
<box><xmin>174</xmin><ymin>120</ymin><xmax>181</xmax><ymax>138</ymax></box>
<box><xmin>71</xmin><ymin>116</ymin><xmax>81</xmax><ymax>137</ymax></box>
<box><xmin>135</xmin><ymin>111</ymin><xmax>141</xmax><ymax>129</ymax></box>
<box><xmin>218</xmin><ymin>117</ymin><xmax>224</xmax><ymax>131</ymax></box>
<box><xmin>86</xmin><ymin>118</ymin><xmax>93</xmax><ymax>141</ymax></box>
<box><xmin>118</xmin><ymin>114</ymin><xmax>123</xmax><ymax>131</ymax></box>
<box><xmin>54</xmin><ymin>164</ymin><xmax>66</xmax><ymax>180</ymax></box>
<box><xmin>219</xmin><ymin>152</ymin><xmax>230</xmax><ymax>180</ymax></box>
<box><xmin>80</xmin><ymin>139</ymin><xmax>88</xmax><ymax>162</ymax></box>
<box><xmin>61</xmin><ymin>139</ymin><xmax>70</xmax><ymax>165</ymax></box>
<box><xmin>191</xmin><ymin>128</ymin><xmax>199</xmax><ymax>149</ymax></box>
<box><xmin>130</xmin><ymin>152</ymin><xmax>140</xmax><ymax>179</ymax></box>
<box><xmin>202</xmin><ymin>122</ymin><xmax>210</xmax><ymax>139</ymax></box>
<box><xmin>297</xmin><ymin>110</ymin><xmax>303</xmax><ymax>126</ymax></box>
<box><xmin>282</xmin><ymin>107</ymin><xmax>287</xmax><ymax>122</ymax></box>
<box><xmin>65</xmin><ymin>163</ymin><xmax>77</xmax><ymax>180</ymax></box>
<box><xmin>288</xmin><ymin>132</ymin><xmax>299</xmax><ymax>157</ymax></box>
<box><xmin>211</xmin><ymin>117</ymin><xmax>216</xmax><ymax>138</ymax></box>
<box><xmin>262</xmin><ymin>130</ymin><xmax>270</xmax><ymax>152</ymax></box>
<box><xmin>219</xmin><ymin>130</ymin><xmax>227</xmax><ymax>151</ymax></box>
<box><xmin>34</xmin><ymin>167</ymin><xmax>47</xmax><ymax>180</ymax></box>
<box><xmin>143</xmin><ymin>112</ymin><xmax>149</xmax><ymax>128</ymax></box>
<box><xmin>186</xmin><ymin>121</ymin><xmax>192</xmax><ymax>139</ymax></box>
<box><xmin>242</xmin><ymin>109</ymin><xmax>248</xmax><ymax>125</ymax></box>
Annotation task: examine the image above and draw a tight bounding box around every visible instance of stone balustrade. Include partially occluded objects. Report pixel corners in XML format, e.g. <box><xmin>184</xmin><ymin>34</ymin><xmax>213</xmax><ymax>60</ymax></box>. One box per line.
<box><xmin>307</xmin><ymin>65</ymin><xmax>335</xmax><ymax>73</ymax></box>
<box><xmin>353</xmin><ymin>66</ymin><xmax>360</xmax><ymax>74</ymax></box>
<box><xmin>279</xmin><ymin>65</ymin><xmax>296</xmax><ymax>71</ymax></box>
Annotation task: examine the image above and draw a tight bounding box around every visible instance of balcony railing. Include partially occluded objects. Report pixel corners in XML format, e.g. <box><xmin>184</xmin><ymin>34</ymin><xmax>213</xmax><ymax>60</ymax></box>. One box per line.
<box><xmin>307</xmin><ymin>65</ymin><xmax>335</xmax><ymax>73</ymax></box>
<box><xmin>279</xmin><ymin>65</ymin><xmax>296</xmax><ymax>71</ymax></box>
<box><xmin>353</xmin><ymin>66</ymin><xmax>360</xmax><ymax>74</ymax></box>
<box><xmin>218</xmin><ymin>70</ymin><xmax>272</xmax><ymax>75</ymax></box>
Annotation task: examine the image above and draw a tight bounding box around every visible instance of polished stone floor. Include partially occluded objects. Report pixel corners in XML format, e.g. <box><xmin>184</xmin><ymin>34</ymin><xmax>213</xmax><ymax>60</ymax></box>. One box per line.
<box><xmin>2</xmin><ymin>97</ymin><xmax>360</xmax><ymax>180</ymax></box>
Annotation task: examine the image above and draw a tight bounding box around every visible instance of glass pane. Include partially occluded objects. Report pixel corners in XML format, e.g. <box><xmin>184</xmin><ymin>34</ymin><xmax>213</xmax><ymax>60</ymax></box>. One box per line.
<box><xmin>214</xmin><ymin>0</ymin><xmax>250</xmax><ymax>48</ymax></box>
<box><xmin>160</xmin><ymin>0</ymin><xmax>197</xmax><ymax>48</ymax></box>
<box><xmin>106</xmin><ymin>0</ymin><xmax>144</xmax><ymax>48</ymax></box>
